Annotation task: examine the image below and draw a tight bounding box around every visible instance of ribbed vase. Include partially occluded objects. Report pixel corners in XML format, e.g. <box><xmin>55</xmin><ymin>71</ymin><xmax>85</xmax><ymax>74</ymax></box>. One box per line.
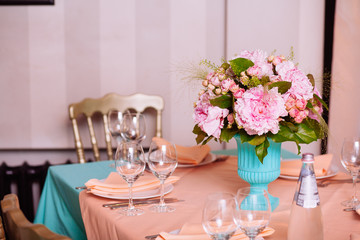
<box><xmin>234</xmin><ymin>135</ymin><xmax>281</xmax><ymax>211</ymax></box>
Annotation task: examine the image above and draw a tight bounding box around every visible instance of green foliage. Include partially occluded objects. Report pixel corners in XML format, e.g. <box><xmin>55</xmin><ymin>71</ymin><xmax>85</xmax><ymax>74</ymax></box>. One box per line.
<box><xmin>229</xmin><ymin>58</ymin><xmax>254</xmax><ymax>76</ymax></box>
<box><xmin>268</xmin><ymin>81</ymin><xmax>292</xmax><ymax>94</ymax></box>
<box><xmin>313</xmin><ymin>94</ymin><xmax>329</xmax><ymax>110</ymax></box>
<box><xmin>220</xmin><ymin>128</ymin><xmax>239</xmax><ymax>142</ymax></box>
<box><xmin>307</xmin><ymin>74</ymin><xmax>315</xmax><ymax>87</ymax></box>
<box><xmin>255</xmin><ymin>138</ymin><xmax>270</xmax><ymax>164</ymax></box>
<box><xmin>193</xmin><ymin>125</ymin><xmax>207</xmax><ymax>144</ymax></box>
<box><xmin>200</xmin><ymin>59</ymin><xmax>218</xmax><ymax>70</ymax></box>
<box><xmin>209</xmin><ymin>95</ymin><xmax>233</xmax><ymax>109</ymax></box>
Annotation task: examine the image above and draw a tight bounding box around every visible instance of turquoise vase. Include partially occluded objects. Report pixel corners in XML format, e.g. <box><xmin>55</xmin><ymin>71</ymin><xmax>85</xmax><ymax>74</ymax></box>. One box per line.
<box><xmin>234</xmin><ymin>135</ymin><xmax>281</xmax><ymax>211</ymax></box>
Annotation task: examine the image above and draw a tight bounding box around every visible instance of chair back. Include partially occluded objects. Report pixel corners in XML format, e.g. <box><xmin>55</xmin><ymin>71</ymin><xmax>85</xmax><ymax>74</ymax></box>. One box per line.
<box><xmin>1</xmin><ymin>194</ymin><xmax>70</xmax><ymax>240</ymax></box>
<box><xmin>69</xmin><ymin>92</ymin><xmax>164</xmax><ymax>163</ymax></box>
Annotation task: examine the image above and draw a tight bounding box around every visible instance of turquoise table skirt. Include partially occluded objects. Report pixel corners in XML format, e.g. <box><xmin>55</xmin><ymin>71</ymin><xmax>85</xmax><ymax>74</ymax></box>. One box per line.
<box><xmin>33</xmin><ymin>149</ymin><xmax>299</xmax><ymax>239</ymax></box>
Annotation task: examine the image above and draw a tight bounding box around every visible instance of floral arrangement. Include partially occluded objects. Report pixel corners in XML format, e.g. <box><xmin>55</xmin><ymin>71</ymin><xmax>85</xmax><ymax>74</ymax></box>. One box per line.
<box><xmin>192</xmin><ymin>49</ymin><xmax>328</xmax><ymax>163</ymax></box>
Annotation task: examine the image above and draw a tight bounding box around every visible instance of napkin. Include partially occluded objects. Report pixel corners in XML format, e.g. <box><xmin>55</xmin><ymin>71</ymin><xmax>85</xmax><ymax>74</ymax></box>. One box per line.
<box><xmin>155</xmin><ymin>223</ymin><xmax>275</xmax><ymax>240</ymax></box>
<box><xmin>85</xmin><ymin>172</ymin><xmax>180</xmax><ymax>195</ymax></box>
<box><xmin>152</xmin><ymin>137</ymin><xmax>211</xmax><ymax>165</ymax></box>
<box><xmin>280</xmin><ymin>154</ymin><xmax>333</xmax><ymax>177</ymax></box>
<box><xmin>350</xmin><ymin>233</ymin><xmax>360</xmax><ymax>240</ymax></box>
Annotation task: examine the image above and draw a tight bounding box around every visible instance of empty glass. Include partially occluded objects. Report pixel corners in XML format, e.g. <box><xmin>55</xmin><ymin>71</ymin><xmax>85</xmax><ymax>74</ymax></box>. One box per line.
<box><xmin>202</xmin><ymin>192</ymin><xmax>238</xmax><ymax>240</ymax></box>
<box><xmin>340</xmin><ymin>137</ymin><xmax>360</xmax><ymax>207</ymax></box>
<box><xmin>235</xmin><ymin>187</ymin><xmax>271</xmax><ymax>240</ymax></box>
<box><xmin>120</xmin><ymin>113</ymin><xmax>146</xmax><ymax>143</ymax></box>
<box><xmin>108</xmin><ymin>110</ymin><xmax>128</xmax><ymax>145</ymax></box>
<box><xmin>114</xmin><ymin>142</ymin><xmax>146</xmax><ymax>216</ymax></box>
<box><xmin>147</xmin><ymin>140</ymin><xmax>177</xmax><ymax>212</ymax></box>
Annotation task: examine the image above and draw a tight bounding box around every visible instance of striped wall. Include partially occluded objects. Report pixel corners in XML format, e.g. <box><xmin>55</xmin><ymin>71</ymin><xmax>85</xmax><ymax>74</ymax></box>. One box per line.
<box><xmin>0</xmin><ymin>0</ymin><xmax>325</xmax><ymax>163</ymax></box>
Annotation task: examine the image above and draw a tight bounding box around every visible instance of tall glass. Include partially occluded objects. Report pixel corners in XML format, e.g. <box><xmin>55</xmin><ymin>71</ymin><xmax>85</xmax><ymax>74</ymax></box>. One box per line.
<box><xmin>120</xmin><ymin>113</ymin><xmax>146</xmax><ymax>143</ymax></box>
<box><xmin>340</xmin><ymin>137</ymin><xmax>360</xmax><ymax>207</ymax></box>
<box><xmin>114</xmin><ymin>142</ymin><xmax>146</xmax><ymax>216</ymax></box>
<box><xmin>202</xmin><ymin>192</ymin><xmax>238</xmax><ymax>240</ymax></box>
<box><xmin>147</xmin><ymin>140</ymin><xmax>177</xmax><ymax>212</ymax></box>
<box><xmin>235</xmin><ymin>187</ymin><xmax>271</xmax><ymax>240</ymax></box>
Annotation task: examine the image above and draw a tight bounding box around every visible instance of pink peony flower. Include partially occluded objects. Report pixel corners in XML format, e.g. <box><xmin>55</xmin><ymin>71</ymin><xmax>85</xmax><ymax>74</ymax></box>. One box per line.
<box><xmin>221</xmin><ymin>78</ymin><xmax>234</xmax><ymax>93</ymax></box>
<box><xmin>209</xmin><ymin>75</ymin><xmax>221</xmax><ymax>87</ymax></box>
<box><xmin>193</xmin><ymin>90</ymin><xmax>229</xmax><ymax>138</ymax></box>
<box><xmin>234</xmin><ymin>85</ymin><xmax>287</xmax><ymax>135</ymax></box>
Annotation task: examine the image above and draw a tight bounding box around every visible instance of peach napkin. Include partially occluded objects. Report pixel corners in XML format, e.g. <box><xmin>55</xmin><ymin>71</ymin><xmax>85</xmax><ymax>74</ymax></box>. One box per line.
<box><xmin>152</xmin><ymin>137</ymin><xmax>211</xmax><ymax>165</ymax></box>
<box><xmin>350</xmin><ymin>233</ymin><xmax>360</xmax><ymax>240</ymax></box>
<box><xmin>280</xmin><ymin>154</ymin><xmax>333</xmax><ymax>177</ymax></box>
<box><xmin>85</xmin><ymin>172</ymin><xmax>180</xmax><ymax>195</ymax></box>
<box><xmin>155</xmin><ymin>223</ymin><xmax>275</xmax><ymax>240</ymax></box>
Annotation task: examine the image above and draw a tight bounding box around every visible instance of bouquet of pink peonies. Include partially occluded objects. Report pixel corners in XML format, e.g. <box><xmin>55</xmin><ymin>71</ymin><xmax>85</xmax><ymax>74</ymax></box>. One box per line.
<box><xmin>193</xmin><ymin>49</ymin><xmax>328</xmax><ymax>163</ymax></box>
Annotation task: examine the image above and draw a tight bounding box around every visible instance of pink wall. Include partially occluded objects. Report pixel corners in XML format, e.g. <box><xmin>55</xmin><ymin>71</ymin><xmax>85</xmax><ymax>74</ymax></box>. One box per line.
<box><xmin>0</xmin><ymin>0</ymin><xmax>327</xmax><ymax>164</ymax></box>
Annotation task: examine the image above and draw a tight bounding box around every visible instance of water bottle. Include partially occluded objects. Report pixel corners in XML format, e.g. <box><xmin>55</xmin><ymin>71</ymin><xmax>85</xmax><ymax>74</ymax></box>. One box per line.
<box><xmin>287</xmin><ymin>153</ymin><xmax>324</xmax><ymax>240</ymax></box>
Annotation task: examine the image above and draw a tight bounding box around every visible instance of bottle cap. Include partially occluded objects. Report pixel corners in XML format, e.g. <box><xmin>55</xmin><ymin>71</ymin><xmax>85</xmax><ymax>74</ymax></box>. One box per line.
<box><xmin>302</xmin><ymin>153</ymin><xmax>314</xmax><ymax>162</ymax></box>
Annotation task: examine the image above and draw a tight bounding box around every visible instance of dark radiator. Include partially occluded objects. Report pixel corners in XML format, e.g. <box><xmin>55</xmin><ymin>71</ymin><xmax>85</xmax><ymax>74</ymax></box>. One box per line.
<box><xmin>0</xmin><ymin>160</ymin><xmax>71</xmax><ymax>222</ymax></box>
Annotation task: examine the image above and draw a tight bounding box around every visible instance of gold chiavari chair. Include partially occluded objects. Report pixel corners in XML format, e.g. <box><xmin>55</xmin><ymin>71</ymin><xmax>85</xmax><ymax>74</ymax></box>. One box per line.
<box><xmin>1</xmin><ymin>194</ymin><xmax>70</xmax><ymax>240</ymax></box>
<box><xmin>69</xmin><ymin>93</ymin><xmax>164</xmax><ymax>163</ymax></box>
<box><xmin>0</xmin><ymin>215</ymin><xmax>5</xmax><ymax>240</ymax></box>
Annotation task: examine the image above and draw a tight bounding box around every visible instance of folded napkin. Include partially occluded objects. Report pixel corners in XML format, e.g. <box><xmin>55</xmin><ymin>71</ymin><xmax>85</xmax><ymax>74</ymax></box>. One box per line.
<box><xmin>155</xmin><ymin>223</ymin><xmax>274</xmax><ymax>240</ymax></box>
<box><xmin>152</xmin><ymin>137</ymin><xmax>211</xmax><ymax>165</ymax></box>
<box><xmin>85</xmin><ymin>172</ymin><xmax>180</xmax><ymax>195</ymax></box>
<box><xmin>280</xmin><ymin>154</ymin><xmax>333</xmax><ymax>177</ymax></box>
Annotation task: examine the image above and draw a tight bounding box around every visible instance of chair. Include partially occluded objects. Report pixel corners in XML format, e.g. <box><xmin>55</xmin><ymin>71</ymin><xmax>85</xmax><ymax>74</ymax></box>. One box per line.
<box><xmin>1</xmin><ymin>194</ymin><xmax>70</xmax><ymax>240</ymax></box>
<box><xmin>0</xmin><ymin>216</ymin><xmax>5</xmax><ymax>240</ymax></box>
<box><xmin>69</xmin><ymin>93</ymin><xmax>164</xmax><ymax>163</ymax></box>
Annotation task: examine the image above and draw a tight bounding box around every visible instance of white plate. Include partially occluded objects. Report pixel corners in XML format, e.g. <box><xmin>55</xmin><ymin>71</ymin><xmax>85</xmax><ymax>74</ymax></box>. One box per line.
<box><xmin>177</xmin><ymin>153</ymin><xmax>217</xmax><ymax>168</ymax></box>
<box><xmin>279</xmin><ymin>169</ymin><xmax>339</xmax><ymax>180</ymax></box>
<box><xmin>91</xmin><ymin>183</ymin><xmax>174</xmax><ymax>200</ymax></box>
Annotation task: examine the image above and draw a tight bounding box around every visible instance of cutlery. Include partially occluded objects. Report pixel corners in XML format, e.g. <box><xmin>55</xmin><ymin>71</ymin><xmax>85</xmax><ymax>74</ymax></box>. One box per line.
<box><xmin>102</xmin><ymin>197</ymin><xmax>180</xmax><ymax>207</ymax></box>
<box><xmin>144</xmin><ymin>234</ymin><xmax>159</xmax><ymax>239</ymax></box>
<box><xmin>343</xmin><ymin>206</ymin><xmax>360</xmax><ymax>212</ymax></box>
<box><xmin>75</xmin><ymin>186</ymin><xmax>88</xmax><ymax>190</ymax></box>
<box><xmin>103</xmin><ymin>198</ymin><xmax>183</xmax><ymax>209</ymax></box>
<box><xmin>317</xmin><ymin>179</ymin><xmax>360</xmax><ymax>187</ymax></box>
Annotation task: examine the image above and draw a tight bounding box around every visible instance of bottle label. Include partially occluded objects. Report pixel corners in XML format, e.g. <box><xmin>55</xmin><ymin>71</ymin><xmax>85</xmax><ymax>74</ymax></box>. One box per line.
<box><xmin>295</xmin><ymin>175</ymin><xmax>320</xmax><ymax>208</ymax></box>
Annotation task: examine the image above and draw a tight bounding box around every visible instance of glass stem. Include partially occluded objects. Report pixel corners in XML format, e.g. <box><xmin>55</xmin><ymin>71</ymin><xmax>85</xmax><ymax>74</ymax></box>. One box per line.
<box><xmin>352</xmin><ymin>174</ymin><xmax>358</xmax><ymax>202</ymax></box>
<box><xmin>128</xmin><ymin>182</ymin><xmax>134</xmax><ymax>210</ymax></box>
<box><xmin>159</xmin><ymin>179</ymin><xmax>165</xmax><ymax>207</ymax></box>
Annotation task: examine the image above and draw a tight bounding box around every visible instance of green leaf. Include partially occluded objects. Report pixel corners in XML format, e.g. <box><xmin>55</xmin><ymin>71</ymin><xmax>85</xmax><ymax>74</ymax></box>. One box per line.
<box><xmin>268</xmin><ymin>81</ymin><xmax>292</xmax><ymax>94</ymax></box>
<box><xmin>307</xmin><ymin>74</ymin><xmax>315</xmax><ymax>87</ymax></box>
<box><xmin>229</xmin><ymin>58</ymin><xmax>254</xmax><ymax>76</ymax></box>
<box><xmin>306</xmin><ymin>101</ymin><xmax>313</xmax><ymax>109</ymax></box>
<box><xmin>220</xmin><ymin>128</ymin><xmax>238</xmax><ymax>142</ymax></box>
<box><xmin>295</xmin><ymin>123</ymin><xmax>318</xmax><ymax>144</ymax></box>
<box><xmin>239</xmin><ymin>129</ymin><xmax>255</xmax><ymax>143</ymax></box>
<box><xmin>281</xmin><ymin>121</ymin><xmax>298</xmax><ymax>132</ymax></box>
<box><xmin>313</xmin><ymin>94</ymin><xmax>329</xmax><ymax>111</ymax></box>
<box><xmin>193</xmin><ymin>125</ymin><xmax>207</xmax><ymax>144</ymax></box>
<box><xmin>255</xmin><ymin>138</ymin><xmax>270</xmax><ymax>164</ymax></box>
<box><xmin>248</xmin><ymin>135</ymin><xmax>266</xmax><ymax>146</ymax></box>
<box><xmin>270</xmin><ymin>124</ymin><xmax>296</xmax><ymax>142</ymax></box>
<box><xmin>209</xmin><ymin>95</ymin><xmax>232</xmax><ymax>109</ymax></box>
<box><xmin>202</xmin><ymin>136</ymin><xmax>214</xmax><ymax>145</ymax></box>
<box><xmin>302</xmin><ymin>118</ymin><xmax>324</xmax><ymax>139</ymax></box>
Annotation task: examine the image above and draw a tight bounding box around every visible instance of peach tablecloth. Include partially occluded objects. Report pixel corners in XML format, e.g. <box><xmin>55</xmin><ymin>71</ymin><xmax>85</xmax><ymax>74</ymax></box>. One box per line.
<box><xmin>79</xmin><ymin>157</ymin><xmax>360</xmax><ymax>240</ymax></box>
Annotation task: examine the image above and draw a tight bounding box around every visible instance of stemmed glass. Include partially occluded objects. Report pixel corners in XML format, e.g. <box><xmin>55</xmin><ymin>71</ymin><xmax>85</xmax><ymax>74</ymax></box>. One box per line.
<box><xmin>235</xmin><ymin>187</ymin><xmax>271</xmax><ymax>240</ymax></box>
<box><xmin>108</xmin><ymin>110</ymin><xmax>128</xmax><ymax>145</ymax></box>
<box><xmin>120</xmin><ymin>113</ymin><xmax>146</xmax><ymax>143</ymax></box>
<box><xmin>147</xmin><ymin>140</ymin><xmax>177</xmax><ymax>212</ymax></box>
<box><xmin>114</xmin><ymin>142</ymin><xmax>146</xmax><ymax>216</ymax></box>
<box><xmin>202</xmin><ymin>192</ymin><xmax>238</xmax><ymax>240</ymax></box>
<box><xmin>340</xmin><ymin>137</ymin><xmax>360</xmax><ymax>207</ymax></box>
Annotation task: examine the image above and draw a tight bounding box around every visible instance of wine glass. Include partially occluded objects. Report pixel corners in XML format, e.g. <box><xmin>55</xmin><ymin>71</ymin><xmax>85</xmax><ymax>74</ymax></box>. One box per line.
<box><xmin>120</xmin><ymin>112</ymin><xmax>146</xmax><ymax>143</ymax></box>
<box><xmin>147</xmin><ymin>140</ymin><xmax>177</xmax><ymax>212</ymax></box>
<box><xmin>114</xmin><ymin>142</ymin><xmax>146</xmax><ymax>216</ymax></box>
<box><xmin>108</xmin><ymin>110</ymin><xmax>129</xmax><ymax>145</ymax></box>
<box><xmin>340</xmin><ymin>137</ymin><xmax>360</xmax><ymax>207</ymax></box>
<box><xmin>235</xmin><ymin>187</ymin><xmax>271</xmax><ymax>240</ymax></box>
<box><xmin>202</xmin><ymin>192</ymin><xmax>238</xmax><ymax>240</ymax></box>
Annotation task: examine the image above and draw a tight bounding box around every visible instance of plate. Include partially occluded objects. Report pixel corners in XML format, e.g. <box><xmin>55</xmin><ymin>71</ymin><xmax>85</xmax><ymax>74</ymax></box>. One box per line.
<box><xmin>91</xmin><ymin>183</ymin><xmax>174</xmax><ymax>200</ymax></box>
<box><xmin>177</xmin><ymin>153</ymin><xmax>217</xmax><ymax>168</ymax></box>
<box><xmin>279</xmin><ymin>169</ymin><xmax>339</xmax><ymax>180</ymax></box>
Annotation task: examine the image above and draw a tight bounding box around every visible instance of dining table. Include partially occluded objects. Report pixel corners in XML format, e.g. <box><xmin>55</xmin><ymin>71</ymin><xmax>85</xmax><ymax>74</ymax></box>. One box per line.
<box><xmin>34</xmin><ymin>149</ymin><xmax>360</xmax><ymax>240</ymax></box>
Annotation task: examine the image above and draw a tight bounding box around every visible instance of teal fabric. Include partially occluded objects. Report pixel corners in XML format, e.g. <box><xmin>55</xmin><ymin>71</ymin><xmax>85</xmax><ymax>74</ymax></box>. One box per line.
<box><xmin>34</xmin><ymin>161</ymin><xmax>115</xmax><ymax>240</ymax></box>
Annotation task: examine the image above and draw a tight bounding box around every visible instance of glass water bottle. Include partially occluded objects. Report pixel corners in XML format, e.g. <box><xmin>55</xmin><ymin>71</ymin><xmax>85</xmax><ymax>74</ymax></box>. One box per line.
<box><xmin>287</xmin><ymin>153</ymin><xmax>324</xmax><ymax>240</ymax></box>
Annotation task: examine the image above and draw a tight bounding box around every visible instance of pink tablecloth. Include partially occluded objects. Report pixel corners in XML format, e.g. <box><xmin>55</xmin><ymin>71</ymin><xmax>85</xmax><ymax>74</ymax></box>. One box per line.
<box><xmin>79</xmin><ymin>157</ymin><xmax>360</xmax><ymax>240</ymax></box>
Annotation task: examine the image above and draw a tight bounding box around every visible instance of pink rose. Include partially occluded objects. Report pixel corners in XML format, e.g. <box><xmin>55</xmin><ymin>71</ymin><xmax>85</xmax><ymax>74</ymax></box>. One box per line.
<box><xmin>209</xmin><ymin>75</ymin><xmax>221</xmax><ymax>87</ymax></box>
<box><xmin>234</xmin><ymin>85</ymin><xmax>287</xmax><ymax>135</ymax></box>
<box><xmin>221</xmin><ymin>78</ymin><xmax>234</xmax><ymax>93</ymax></box>
<box><xmin>285</xmin><ymin>97</ymin><xmax>296</xmax><ymax>110</ymax></box>
<box><xmin>295</xmin><ymin>98</ymin><xmax>307</xmax><ymax>110</ymax></box>
<box><xmin>233</xmin><ymin>88</ymin><xmax>245</xmax><ymax>99</ymax></box>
